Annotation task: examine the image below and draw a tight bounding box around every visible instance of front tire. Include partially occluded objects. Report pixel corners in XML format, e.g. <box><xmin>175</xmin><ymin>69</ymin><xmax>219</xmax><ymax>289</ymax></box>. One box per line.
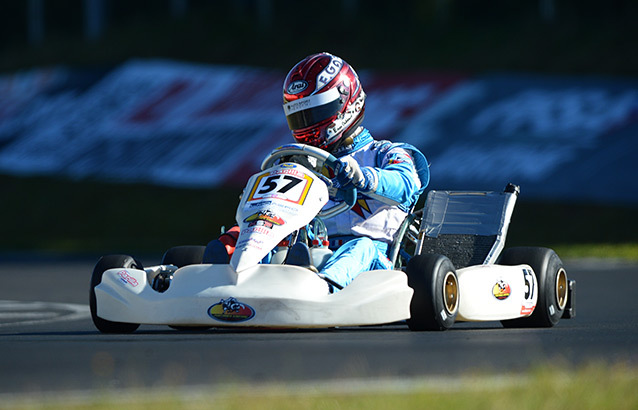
<box><xmin>499</xmin><ymin>247</ymin><xmax>568</xmax><ymax>328</ymax></box>
<box><xmin>406</xmin><ymin>254</ymin><xmax>459</xmax><ymax>331</ymax></box>
<box><xmin>90</xmin><ymin>255</ymin><xmax>142</xmax><ymax>334</ymax></box>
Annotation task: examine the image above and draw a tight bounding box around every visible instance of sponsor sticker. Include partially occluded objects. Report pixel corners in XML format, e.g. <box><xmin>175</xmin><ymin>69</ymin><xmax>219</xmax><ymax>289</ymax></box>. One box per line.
<box><xmin>522</xmin><ymin>268</ymin><xmax>535</xmax><ymax>300</ymax></box>
<box><xmin>117</xmin><ymin>270</ymin><xmax>139</xmax><ymax>287</ymax></box>
<box><xmin>287</xmin><ymin>80</ymin><xmax>308</xmax><ymax>94</ymax></box>
<box><xmin>244</xmin><ymin>210</ymin><xmax>285</xmax><ymax>227</ymax></box>
<box><xmin>316</xmin><ymin>56</ymin><xmax>343</xmax><ymax>92</ymax></box>
<box><xmin>235</xmin><ymin>237</ymin><xmax>264</xmax><ymax>252</ymax></box>
<box><xmin>244</xmin><ymin>210</ymin><xmax>286</xmax><ymax>226</ymax></box>
<box><xmin>492</xmin><ymin>279</ymin><xmax>511</xmax><ymax>300</ymax></box>
<box><xmin>386</xmin><ymin>150</ymin><xmax>413</xmax><ymax>165</ymax></box>
<box><xmin>208</xmin><ymin>297</ymin><xmax>255</xmax><ymax>322</ymax></box>
<box><xmin>246</xmin><ymin>170</ymin><xmax>313</xmax><ymax>205</ymax></box>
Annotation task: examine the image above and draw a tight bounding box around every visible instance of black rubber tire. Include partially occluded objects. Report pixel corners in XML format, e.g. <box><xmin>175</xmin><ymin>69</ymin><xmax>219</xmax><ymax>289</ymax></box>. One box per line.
<box><xmin>161</xmin><ymin>245</ymin><xmax>206</xmax><ymax>267</ymax></box>
<box><xmin>90</xmin><ymin>255</ymin><xmax>143</xmax><ymax>334</ymax></box>
<box><xmin>406</xmin><ymin>254</ymin><xmax>459</xmax><ymax>331</ymax></box>
<box><xmin>498</xmin><ymin>247</ymin><xmax>568</xmax><ymax>328</ymax></box>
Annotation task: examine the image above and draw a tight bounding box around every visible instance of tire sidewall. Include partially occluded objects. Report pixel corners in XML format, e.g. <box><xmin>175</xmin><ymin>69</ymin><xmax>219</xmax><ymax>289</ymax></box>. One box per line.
<box><xmin>407</xmin><ymin>254</ymin><xmax>458</xmax><ymax>331</ymax></box>
<box><xmin>90</xmin><ymin>254</ymin><xmax>143</xmax><ymax>333</ymax></box>
<box><xmin>499</xmin><ymin>247</ymin><xmax>565</xmax><ymax>327</ymax></box>
<box><xmin>534</xmin><ymin>250</ymin><xmax>565</xmax><ymax>326</ymax></box>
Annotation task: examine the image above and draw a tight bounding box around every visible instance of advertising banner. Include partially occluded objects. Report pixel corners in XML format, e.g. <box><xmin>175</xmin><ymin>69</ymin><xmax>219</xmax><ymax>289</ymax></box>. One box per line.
<box><xmin>0</xmin><ymin>60</ymin><xmax>636</xmax><ymax>203</ymax></box>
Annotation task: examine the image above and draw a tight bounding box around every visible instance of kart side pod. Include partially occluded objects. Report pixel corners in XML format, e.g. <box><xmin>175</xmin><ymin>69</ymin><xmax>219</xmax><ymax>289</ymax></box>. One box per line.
<box><xmin>455</xmin><ymin>264</ymin><xmax>537</xmax><ymax>321</ymax></box>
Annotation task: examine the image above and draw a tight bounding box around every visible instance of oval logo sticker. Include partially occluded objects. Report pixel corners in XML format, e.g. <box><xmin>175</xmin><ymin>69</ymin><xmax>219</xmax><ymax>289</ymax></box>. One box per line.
<box><xmin>208</xmin><ymin>297</ymin><xmax>255</xmax><ymax>322</ymax></box>
<box><xmin>492</xmin><ymin>280</ymin><xmax>511</xmax><ymax>300</ymax></box>
<box><xmin>287</xmin><ymin>80</ymin><xmax>308</xmax><ymax>94</ymax></box>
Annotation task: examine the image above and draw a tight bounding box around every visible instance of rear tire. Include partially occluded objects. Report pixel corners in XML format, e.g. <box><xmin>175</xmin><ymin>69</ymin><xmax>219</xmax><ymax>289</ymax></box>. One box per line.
<box><xmin>90</xmin><ymin>255</ymin><xmax>142</xmax><ymax>334</ymax></box>
<box><xmin>161</xmin><ymin>245</ymin><xmax>206</xmax><ymax>267</ymax></box>
<box><xmin>499</xmin><ymin>247</ymin><xmax>568</xmax><ymax>328</ymax></box>
<box><xmin>406</xmin><ymin>254</ymin><xmax>459</xmax><ymax>331</ymax></box>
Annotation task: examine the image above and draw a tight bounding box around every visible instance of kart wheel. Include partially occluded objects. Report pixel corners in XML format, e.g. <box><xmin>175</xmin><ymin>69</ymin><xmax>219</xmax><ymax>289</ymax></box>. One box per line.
<box><xmin>498</xmin><ymin>247</ymin><xmax>568</xmax><ymax>328</ymax></box>
<box><xmin>161</xmin><ymin>245</ymin><xmax>206</xmax><ymax>267</ymax></box>
<box><xmin>406</xmin><ymin>254</ymin><xmax>459</xmax><ymax>331</ymax></box>
<box><xmin>90</xmin><ymin>255</ymin><xmax>142</xmax><ymax>334</ymax></box>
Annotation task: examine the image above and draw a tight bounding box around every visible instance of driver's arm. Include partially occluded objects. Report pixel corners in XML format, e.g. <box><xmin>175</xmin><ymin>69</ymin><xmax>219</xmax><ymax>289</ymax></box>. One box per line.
<box><xmin>361</xmin><ymin>147</ymin><xmax>424</xmax><ymax>208</ymax></box>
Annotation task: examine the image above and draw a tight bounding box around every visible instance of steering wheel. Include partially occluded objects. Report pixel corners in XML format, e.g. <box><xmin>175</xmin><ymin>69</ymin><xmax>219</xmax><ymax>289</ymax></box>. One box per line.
<box><xmin>260</xmin><ymin>144</ymin><xmax>357</xmax><ymax>219</ymax></box>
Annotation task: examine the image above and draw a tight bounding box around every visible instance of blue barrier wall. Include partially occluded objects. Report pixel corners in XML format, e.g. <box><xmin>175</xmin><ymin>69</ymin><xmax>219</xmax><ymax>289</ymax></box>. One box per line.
<box><xmin>1</xmin><ymin>60</ymin><xmax>636</xmax><ymax>203</ymax></box>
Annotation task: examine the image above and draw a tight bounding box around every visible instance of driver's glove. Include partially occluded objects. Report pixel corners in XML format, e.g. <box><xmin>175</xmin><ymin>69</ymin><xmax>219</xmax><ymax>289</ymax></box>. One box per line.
<box><xmin>333</xmin><ymin>156</ymin><xmax>377</xmax><ymax>192</ymax></box>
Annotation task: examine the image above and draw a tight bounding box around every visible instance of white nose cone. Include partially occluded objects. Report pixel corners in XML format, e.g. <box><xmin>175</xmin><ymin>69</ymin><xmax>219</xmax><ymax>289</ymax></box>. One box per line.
<box><xmin>231</xmin><ymin>163</ymin><xmax>328</xmax><ymax>273</ymax></box>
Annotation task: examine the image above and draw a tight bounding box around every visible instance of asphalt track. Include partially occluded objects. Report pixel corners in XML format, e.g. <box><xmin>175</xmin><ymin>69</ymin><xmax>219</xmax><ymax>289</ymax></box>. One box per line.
<box><xmin>0</xmin><ymin>256</ymin><xmax>636</xmax><ymax>397</ymax></box>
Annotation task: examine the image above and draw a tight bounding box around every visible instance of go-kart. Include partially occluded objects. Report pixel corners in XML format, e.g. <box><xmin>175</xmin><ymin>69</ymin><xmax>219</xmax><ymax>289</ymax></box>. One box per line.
<box><xmin>90</xmin><ymin>144</ymin><xmax>575</xmax><ymax>333</ymax></box>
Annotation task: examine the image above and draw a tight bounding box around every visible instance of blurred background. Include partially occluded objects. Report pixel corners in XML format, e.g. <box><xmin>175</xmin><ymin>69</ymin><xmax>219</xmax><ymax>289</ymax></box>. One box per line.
<box><xmin>1</xmin><ymin>0</ymin><xmax>637</xmax><ymax>257</ymax></box>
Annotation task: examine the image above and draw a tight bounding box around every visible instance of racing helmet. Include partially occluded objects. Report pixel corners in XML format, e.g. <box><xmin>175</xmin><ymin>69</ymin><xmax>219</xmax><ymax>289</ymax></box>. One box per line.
<box><xmin>283</xmin><ymin>52</ymin><xmax>366</xmax><ymax>151</ymax></box>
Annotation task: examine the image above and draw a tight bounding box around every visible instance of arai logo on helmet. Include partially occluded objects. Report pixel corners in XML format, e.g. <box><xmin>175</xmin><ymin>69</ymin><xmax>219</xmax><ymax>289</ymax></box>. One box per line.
<box><xmin>287</xmin><ymin>80</ymin><xmax>308</xmax><ymax>94</ymax></box>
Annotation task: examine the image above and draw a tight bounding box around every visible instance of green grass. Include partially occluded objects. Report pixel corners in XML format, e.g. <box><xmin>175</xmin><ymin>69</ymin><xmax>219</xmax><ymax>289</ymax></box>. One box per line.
<box><xmin>552</xmin><ymin>243</ymin><xmax>638</xmax><ymax>261</ymax></box>
<box><xmin>506</xmin><ymin>200</ymin><xmax>638</xmax><ymax>261</ymax></box>
<box><xmin>3</xmin><ymin>362</ymin><xmax>637</xmax><ymax>409</ymax></box>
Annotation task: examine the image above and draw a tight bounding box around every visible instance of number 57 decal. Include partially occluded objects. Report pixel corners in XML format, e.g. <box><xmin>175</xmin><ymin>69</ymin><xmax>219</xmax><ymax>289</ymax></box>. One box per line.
<box><xmin>246</xmin><ymin>171</ymin><xmax>314</xmax><ymax>205</ymax></box>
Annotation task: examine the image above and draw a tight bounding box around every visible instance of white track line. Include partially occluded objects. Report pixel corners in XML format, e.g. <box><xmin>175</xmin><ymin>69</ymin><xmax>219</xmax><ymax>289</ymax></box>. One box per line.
<box><xmin>0</xmin><ymin>300</ymin><xmax>89</xmax><ymax>328</ymax></box>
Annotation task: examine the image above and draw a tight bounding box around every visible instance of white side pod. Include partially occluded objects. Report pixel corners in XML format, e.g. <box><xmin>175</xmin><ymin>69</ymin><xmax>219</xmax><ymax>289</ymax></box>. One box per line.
<box><xmin>456</xmin><ymin>264</ymin><xmax>537</xmax><ymax>321</ymax></box>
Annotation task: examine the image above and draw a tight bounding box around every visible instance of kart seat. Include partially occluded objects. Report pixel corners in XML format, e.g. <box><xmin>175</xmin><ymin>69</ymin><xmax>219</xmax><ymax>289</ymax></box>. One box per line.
<box><xmin>415</xmin><ymin>183</ymin><xmax>519</xmax><ymax>269</ymax></box>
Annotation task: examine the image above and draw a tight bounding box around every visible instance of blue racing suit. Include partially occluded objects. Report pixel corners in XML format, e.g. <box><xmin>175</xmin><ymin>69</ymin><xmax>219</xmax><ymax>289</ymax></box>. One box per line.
<box><xmin>320</xmin><ymin>128</ymin><xmax>429</xmax><ymax>290</ymax></box>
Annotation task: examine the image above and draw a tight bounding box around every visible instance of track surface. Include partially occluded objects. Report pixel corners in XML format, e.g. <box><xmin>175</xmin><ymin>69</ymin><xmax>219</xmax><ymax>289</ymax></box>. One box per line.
<box><xmin>0</xmin><ymin>257</ymin><xmax>636</xmax><ymax>395</ymax></box>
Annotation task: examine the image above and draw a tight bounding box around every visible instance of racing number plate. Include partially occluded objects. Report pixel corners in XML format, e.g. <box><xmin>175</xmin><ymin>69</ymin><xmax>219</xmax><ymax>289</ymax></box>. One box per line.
<box><xmin>246</xmin><ymin>167</ymin><xmax>314</xmax><ymax>205</ymax></box>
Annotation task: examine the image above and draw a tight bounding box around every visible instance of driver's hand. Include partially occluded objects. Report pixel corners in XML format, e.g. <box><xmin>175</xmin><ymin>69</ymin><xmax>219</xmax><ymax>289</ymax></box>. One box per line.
<box><xmin>333</xmin><ymin>157</ymin><xmax>376</xmax><ymax>192</ymax></box>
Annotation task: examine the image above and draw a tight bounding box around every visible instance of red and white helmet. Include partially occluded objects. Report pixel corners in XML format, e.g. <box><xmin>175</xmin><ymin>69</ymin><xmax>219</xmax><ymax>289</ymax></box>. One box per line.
<box><xmin>283</xmin><ymin>52</ymin><xmax>366</xmax><ymax>151</ymax></box>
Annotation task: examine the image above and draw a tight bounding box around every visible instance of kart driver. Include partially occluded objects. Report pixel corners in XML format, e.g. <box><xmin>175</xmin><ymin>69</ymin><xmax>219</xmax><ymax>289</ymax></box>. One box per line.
<box><xmin>211</xmin><ymin>52</ymin><xmax>429</xmax><ymax>292</ymax></box>
<box><xmin>282</xmin><ymin>52</ymin><xmax>429</xmax><ymax>291</ymax></box>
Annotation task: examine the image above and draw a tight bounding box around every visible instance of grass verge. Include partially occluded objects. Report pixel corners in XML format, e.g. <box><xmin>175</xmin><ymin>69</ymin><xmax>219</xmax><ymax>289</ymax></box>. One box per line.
<box><xmin>2</xmin><ymin>362</ymin><xmax>637</xmax><ymax>410</ymax></box>
<box><xmin>552</xmin><ymin>243</ymin><xmax>638</xmax><ymax>261</ymax></box>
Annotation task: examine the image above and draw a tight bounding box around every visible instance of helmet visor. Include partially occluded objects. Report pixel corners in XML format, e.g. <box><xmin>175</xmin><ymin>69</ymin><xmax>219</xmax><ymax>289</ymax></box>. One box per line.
<box><xmin>283</xmin><ymin>88</ymin><xmax>343</xmax><ymax>131</ymax></box>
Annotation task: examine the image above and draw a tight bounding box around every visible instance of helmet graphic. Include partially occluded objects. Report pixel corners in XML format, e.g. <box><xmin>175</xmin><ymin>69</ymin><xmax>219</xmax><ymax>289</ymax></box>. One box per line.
<box><xmin>283</xmin><ymin>53</ymin><xmax>365</xmax><ymax>151</ymax></box>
